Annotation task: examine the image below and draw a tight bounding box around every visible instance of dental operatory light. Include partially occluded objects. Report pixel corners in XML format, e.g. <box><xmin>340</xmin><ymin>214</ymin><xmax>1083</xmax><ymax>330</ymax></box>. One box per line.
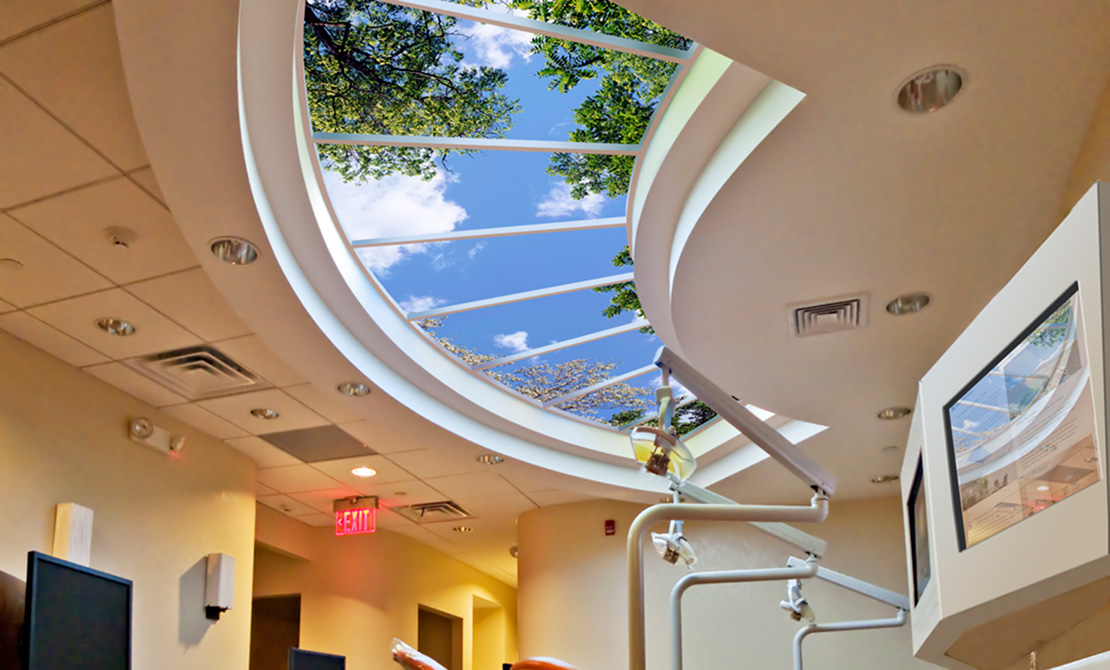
<box><xmin>630</xmin><ymin>377</ymin><xmax>697</xmax><ymax>480</ymax></box>
<box><xmin>652</xmin><ymin>520</ymin><xmax>697</xmax><ymax>568</ymax></box>
<box><xmin>779</xmin><ymin>577</ymin><xmax>816</xmax><ymax>622</ymax></box>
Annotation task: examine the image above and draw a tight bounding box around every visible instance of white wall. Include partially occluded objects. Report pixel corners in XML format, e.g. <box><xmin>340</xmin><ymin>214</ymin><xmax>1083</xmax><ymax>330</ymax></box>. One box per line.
<box><xmin>0</xmin><ymin>331</ymin><xmax>258</xmax><ymax>669</ymax></box>
<box><xmin>254</xmin><ymin>504</ymin><xmax>519</xmax><ymax>670</ymax></box>
<box><xmin>518</xmin><ymin>497</ymin><xmax>932</xmax><ymax>670</ymax></box>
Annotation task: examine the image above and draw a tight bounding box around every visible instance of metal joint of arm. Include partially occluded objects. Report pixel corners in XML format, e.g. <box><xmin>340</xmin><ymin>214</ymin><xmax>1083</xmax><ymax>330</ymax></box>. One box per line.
<box><xmin>627</xmin><ymin>493</ymin><xmax>829</xmax><ymax>670</ymax></box>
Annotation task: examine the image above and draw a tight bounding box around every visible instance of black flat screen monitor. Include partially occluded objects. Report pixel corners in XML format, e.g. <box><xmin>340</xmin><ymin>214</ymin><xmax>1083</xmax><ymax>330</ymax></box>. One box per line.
<box><xmin>23</xmin><ymin>551</ymin><xmax>132</xmax><ymax>670</ymax></box>
<box><xmin>289</xmin><ymin>648</ymin><xmax>346</xmax><ymax>670</ymax></box>
<box><xmin>907</xmin><ymin>457</ymin><xmax>931</xmax><ymax>604</ymax></box>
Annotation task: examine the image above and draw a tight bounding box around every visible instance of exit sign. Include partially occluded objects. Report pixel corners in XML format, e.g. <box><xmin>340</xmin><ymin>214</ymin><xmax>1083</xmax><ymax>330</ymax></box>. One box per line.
<box><xmin>335</xmin><ymin>507</ymin><xmax>377</xmax><ymax>536</ymax></box>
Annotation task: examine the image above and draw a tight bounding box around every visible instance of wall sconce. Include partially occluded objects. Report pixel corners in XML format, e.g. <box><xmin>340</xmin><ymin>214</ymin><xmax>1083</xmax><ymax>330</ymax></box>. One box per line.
<box><xmin>205</xmin><ymin>553</ymin><xmax>235</xmax><ymax>621</ymax></box>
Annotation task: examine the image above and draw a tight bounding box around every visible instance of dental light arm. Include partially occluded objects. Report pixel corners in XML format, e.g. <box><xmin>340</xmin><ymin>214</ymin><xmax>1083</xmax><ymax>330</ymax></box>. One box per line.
<box><xmin>654</xmin><ymin>347</ymin><xmax>838</xmax><ymax>496</ymax></box>
<box><xmin>785</xmin><ymin>556</ymin><xmax>911</xmax><ymax>611</ymax></box>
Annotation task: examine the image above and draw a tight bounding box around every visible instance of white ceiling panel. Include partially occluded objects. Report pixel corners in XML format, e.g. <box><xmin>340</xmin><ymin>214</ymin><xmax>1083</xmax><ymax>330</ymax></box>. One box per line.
<box><xmin>0</xmin><ymin>300</ymin><xmax>14</xmax><ymax>313</ymax></box>
<box><xmin>423</xmin><ymin>472</ymin><xmax>521</xmax><ymax>502</ymax></box>
<box><xmin>525</xmin><ymin>489</ymin><xmax>599</xmax><ymax>507</ymax></box>
<box><xmin>256</xmin><ymin>464</ymin><xmax>344</xmax><ymax>493</ymax></box>
<box><xmin>496</xmin><ymin>461</ymin><xmax>579</xmax><ymax>493</ymax></box>
<box><xmin>162</xmin><ymin>403</ymin><xmax>249</xmax><ymax>440</ymax></box>
<box><xmin>460</xmin><ymin>491</ymin><xmax>538</xmax><ymax>521</ymax></box>
<box><xmin>374</xmin><ymin>507</ymin><xmax>414</xmax><ymax>529</ymax></box>
<box><xmin>0</xmin><ymin>77</ymin><xmax>116</xmax><ymax>209</ymax></box>
<box><xmin>0</xmin><ymin>4</ymin><xmax>148</xmax><ymax>170</ymax></box>
<box><xmin>125</xmin><ymin>268</ymin><xmax>251</xmax><ymax>342</ymax></box>
<box><xmin>386</xmin><ymin>524</ymin><xmax>460</xmax><ymax>555</ymax></box>
<box><xmin>10</xmin><ymin>177</ymin><xmax>193</xmax><ymax>284</ymax></box>
<box><xmin>213</xmin><ymin>334</ymin><xmax>306</xmax><ymax>387</ymax></box>
<box><xmin>197</xmin><ymin>388</ymin><xmax>328</xmax><ymax>435</ymax></box>
<box><xmin>385</xmin><ymin>446</ymin><xmax>493</xmax><ymax>480</ymax></box>
<box><xmin>83</xmin><ymin>361</ymin><xmax>187</xmax><ymax>407</ymax></box>
<box><xmin>311</xmin><ymin>454</ymin><xmax>416</xmax><ymax>488</ymax></box>
<box><xmin>452</xmin><ymin>554</ymin><xmax>517</xmax><ymax>586</ymax></box>
<box><xmin>356</xmin><ymin>479</ymin><xmax>451</xmax><ymax>509</ymax></box>
<box><xmin>257</xmin><ymin>493</ymin><xmax>319</xmax><ymax>517</ymax></box>
<box><xmin>288</xmin><ymin>487</ymin><xmax>363</xmax><ymax>514</ymax></box>
<box><xmin>28</xmin><ymin>288</ymin><xmax>200</xmax><ymax>359</ymax></box>
<box><xmin>0</xmin><ymin>213</ymin><xmax>111</xmax><ymax>307</ymax></box>
<box><xmin>336</xmin><ymin>421</ymin><xmax>424</xmax><ymax>455</ymax></box>
<box><xmin>295</xmin><ymin>513</ymin><xmax>335</xmax><ymax>528</ymax></box>
<box><xmin>0</xmin><ymin>0</ymin><xmax>99</xmax><ymax>44</ymax></box>
<box><xmin>423</xmin><ymin>517</ymin><xmax>518</xmax><ymax>552</ymax></box>
<box><xmin>126</xmin><ymin>167</ymin><xmax>164</xmax><ymax>204</ymax></box>
<box><xmin>256</xmin><ymin>482</ymin><xmax>277</xmax><ymax>496</ymax></box>
<box><xmin>0</xmin><ymin>311</ymin><xmax>108</xmax><ymax>367</ymax></box>
<box><xmin>223</xmin><ymin>435</ymin><xmax>302</xmax><ymax>469</ymax></box>
<box><xmin>284</xmin><ymin>383</ymin><xmax>367</xmax><ymax>424</ymax></box>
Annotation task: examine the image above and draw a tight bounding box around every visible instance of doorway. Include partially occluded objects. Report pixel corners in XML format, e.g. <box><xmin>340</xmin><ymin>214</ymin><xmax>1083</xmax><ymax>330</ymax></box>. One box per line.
<box><xmin>250</xmin><ymin>594</ymin><xmax>301</xmax><ymax>670</ymax></box>
<box><xmin>418</xmin><ymin>605</ymin><xmax>462</xmax><ymax>670</ymax></box>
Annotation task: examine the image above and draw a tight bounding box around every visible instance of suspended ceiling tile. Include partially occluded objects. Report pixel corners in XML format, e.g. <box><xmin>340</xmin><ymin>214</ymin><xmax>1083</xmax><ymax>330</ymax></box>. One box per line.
<box><xmin>353</xmin><ymin>479</ymin><xmax>450</xmax><ymax>509</ymax></box>
<box><xmin>213</xmin><ymin>334</ymin><xmax>306</xmax><ymax>387</ymax></box>
<box><xmin>197</xmin><ymin>388</ymin><xmax>328</xmax><ymax>435</ymax></box>
<box><xmin>284</xmin><ymin>383</ymin><xmax>367</xmax><ymax>425</ymax></box>
<box><xmin>0</xmin><ymin>77</ymin><xmax>116</xmax><ymax>208</ymax></box>
<box><xmin>288</xmin><ymin>487</ymin><xmax>364</xmax><ymax>514</ymax></box>
<box><xmin>336</xmin><ymin>421</ymin><xmax>425</xmax><ymax>455</ymax></box>
<box><xmin>0</xmin><ymin>311</ymin><xmax>109</xmax><ymax>367</ymax></box>
<box><xmin>386</xmin><ymin>447</ymin><xmax>494</xmax><ymax>480</ymax></box>
<box><xmin>0</xmin><ymin>4</ymin><xmax>148</xmax><ymax>170</ymax></box>
<box><xmin>256</xmin><ymin>482</ymin><xmax>277</xmax><ymax>496</ymax></box>
<box><xmin>126</xmin><ymin>167</ymin><xmax>164</xmax><ymax>204</ymax></box>
<box><xmin>497</xmin><ymin>461</ymin><xmax>577</xmax><ymax>493</ymax></box>
<box><xmin>83</xmin><ymin>361</ymin><xmax>187</xmax><ymax>408</ymax></box>
<box><xmin>256</xmin><ymin>464</ymin><xmax>344</xmax><ymax>493</ymax></box>
<box><xmin>27</xmin><ymin>288</ymin><xmax>200</xmax><ymax>359</ymax></box>
<box><xmin>10</xmin><ymin>177</ymin><xmax>193</xmax><ymax>285</ymax></box>
<box><xmin>312</xmin><ymin>454</ymin><xmax>417</xmax><ymax>488</ymax></box>
<box><xmin>422</xmin><ymin>517</ymin><xmax>517</xmax><ymax>551</ymax></box>
<box><xmin>386</xmin><ymin>524</ymin><xmax>460</xmax><ymax>555</ymax></box>
<box><xmin>423</xmin><ymin>472</ymin><xmax>522</xmax><ymax>503</ymax></box>
<box><xmin>374</xmin><ymin>507</ymin><xmax>414</xmax><ymax>529</ymax></box>
<box><xmin>460</xmin><ymin>491</ymin><xmax>539</xmax><ymax>521</ymax></box>
<box><xmin>162</xmin><ymin>403</ymin><xmax>248</xmax><ymax>440</ymax></box>
<box><xmin>295</xmin><ymin>513</ymin><xmax>335</xmax><ymax>528</ymax></box>
<box><xmin>0</xmin><ymin>300</ymin><xmax>14</xmax><ymax>313</ymax></box>
<box><xmin>261</xmin><ymin>425</ymin><xmax>376</xmax><ymax>462</ymax></box>
<box><xmin>0</xmin><ymin>0</ymin><xmax>100</xmax><ymax>44</ymax></box>
<box><xmin>257</xmin><ymin>493</ymin><xmax>319</xmax><ymax>517</ymax></box>
<box><xmin>0</xmin><ymin>213</ymin><xmax>111</xmax><ymax>308</ymax></box>
<box><xmin>125</xmin><ymin>268</ymin><xmax>252</xmax><ymax>342</ymax></box>
<box><xmin>224</xmin><ymin>435</ymin><xmax>302</xmax><ymax>469</ymax></box>
<box><xmin>452</xmin><ymin>554</ymin><xmax>517</xmax><ymax>586</ymax></box>
<box><xmin>525</xmin><ymin>489</ymin><xmax>598</xmax><ymax>507</ymax></box>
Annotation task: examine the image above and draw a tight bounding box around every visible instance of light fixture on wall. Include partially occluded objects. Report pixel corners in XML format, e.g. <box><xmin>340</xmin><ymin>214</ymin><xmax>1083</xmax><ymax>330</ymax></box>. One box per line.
<box><xmin>210</xmin><ymin>237</ymin><xmax>259</xmax><ymax>265</ymax></box>
<box><xmin>204</xmin><ymin>553</ymin><xmax>235</xmax><ymax>621</ymax></box>
<box><xmin>129</xmin><ymin>417</ymin><xmax>185</xmax><ymax>455</ymax></box>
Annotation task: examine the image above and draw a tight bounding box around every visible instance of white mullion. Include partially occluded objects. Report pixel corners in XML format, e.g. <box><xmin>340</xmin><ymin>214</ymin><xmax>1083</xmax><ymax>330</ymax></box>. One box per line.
<box><xmin>471</xmin><ymin>320</ymin><xmax>649</xmax><ymax>372</ymax></box>
<box><xmin>406</xmin><ymin>272</ymin><xmax>634</xmax><ymax>319</ymax></box>
<box><xmin>618</xmin><ymin>394</ymin><xmax>702</xmax><ymax>431</ymax></box>
<box><xmin>351</xmin><ymin>217</ymin><xmax>625</xmax><ymax>248</ymax></box>
<box><xmin>541</xmin><ymin>364</ymin><xmax>656</xmax><ymax>409</ymax></box>
<box><xmin>313</xmin><ymin>132</ymin><xmax>640</xmax><ymax>155</ymax></box>
<box><xmin>377</xmin><ymin>0</ymin><xmax>692</xmax><ymax>63</ymax></box>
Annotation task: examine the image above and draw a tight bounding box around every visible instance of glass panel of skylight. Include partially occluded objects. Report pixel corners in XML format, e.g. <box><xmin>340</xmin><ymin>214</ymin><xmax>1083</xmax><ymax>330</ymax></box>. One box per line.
<box><xmin>318</xmin><ymin>148</ymin><xmax>627</xmax><ymax>240</ymax></box>
<box><xmin>551</xmin><ymin>367</ymin><xmax>658</xmax><ymax>427</ymax></box>
<box><xmin>413</xmin><ymin>288</ymin><xmax>644</xmax><ymax>360</ymax></box>
<box><xmin>360</xmin><ymin>227</ymin><xmax>630</xmax><ymax>309</ymax></box>
<box><xmin>479</xmin><ymin>328</ymin><xmax>660</xmax><ymax>387</ymax></box>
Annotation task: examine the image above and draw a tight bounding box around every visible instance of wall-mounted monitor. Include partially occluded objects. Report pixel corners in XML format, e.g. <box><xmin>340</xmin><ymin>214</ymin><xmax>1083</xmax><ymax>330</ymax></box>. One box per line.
<box><xmin>943</xmin><ymin>282</ymin><xmax>1100</xmax><ymax>550</ymax></box>
<box><xmin>907</xmin><ymin>457</ymin><xmax>931</xmax><ymax>604</ymax></box>
<box><xmin>23</xmin><ymin>551</ymin><xmax>132</xmax><ymax>670</ymax></box>
<box><xmin>289</xmin><ymin>647</ymin><xmax>346</xmax><ymax>670</ymax></box>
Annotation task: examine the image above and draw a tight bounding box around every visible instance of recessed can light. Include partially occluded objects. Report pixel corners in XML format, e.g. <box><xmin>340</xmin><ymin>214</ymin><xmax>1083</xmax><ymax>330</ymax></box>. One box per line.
<box><xmin>350</xmin><ymin>466</ymin><xmax>377</xmax><ymax>478</ymax></box>
<box><xmin>877</xmin><ymin>406</ymin><xmax>912</xmax><ymax>420</ymax></box>
<box><xmin>337</xmin><ymin>381</ymin><xmax>371</xmax><ymax>397</ymax></box>
<box><xmin>96</xmin><ymin>317</ymin><xmax>136</xmax><ymax>336</ymax></box>
<box><xmin>881</xmin><ymin>445</ymin><xmax>900</xmax><ymax>453</ymax></box>
<box><xmin>871</xmin><ymin>474</ymin><xmax>900</xmax><ymax>484</ymax></box>
<box><xmin>452</xmin><ymin>526</ymin><xmax>473</xmax><ymax>533</ymax></box>
<box><xmin>897</xmin><ymin>66</ymin><xmax>965</xmax><ymax>113</ymax></box>
<box><xmin>886</xmin><ymin>293</ymin><xmax>931</xmax><ymax>316</ymax></box>
<box><xmin>1036</xmin><ymin>485</ymin><xmax>1050</xmax><ymax>492</ymax></box>
<box><xmin>477</xmin><ymin>454</ymin><xmax>504</xmax><ymax>465</ymax></box>
<box><xmin>210</xmin><ymin>237</ymin><xmax>259</xmax><ymax>266</ymax></box>
<box><xmin>250</xmin><ymin>408</ymin><xmax>280</xmax><ymax>420</ymax></box>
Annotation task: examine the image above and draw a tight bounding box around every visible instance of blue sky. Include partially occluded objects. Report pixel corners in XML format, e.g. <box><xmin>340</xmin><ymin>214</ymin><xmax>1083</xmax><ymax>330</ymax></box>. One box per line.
<box><xmin>315</xmin><ymin>6</ymin><xmax>675</xmax><ymax>422</ymax></box>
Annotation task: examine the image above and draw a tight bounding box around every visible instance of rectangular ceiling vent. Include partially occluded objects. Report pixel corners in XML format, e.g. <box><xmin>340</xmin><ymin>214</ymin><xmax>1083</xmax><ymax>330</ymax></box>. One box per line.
<box><xmin>788</xmin><ymin>294</ymin><xmax>869</xmax><ymax>338</ymax></box>
<box><xmin>124</xmin><ymin>345</ymin><xmax>271</xmax><ymax>400</ymax></box>
<box><xmin>390</xmin><ymin>501</ymin><xmax>474</xmax><ymax>525</ymax></box>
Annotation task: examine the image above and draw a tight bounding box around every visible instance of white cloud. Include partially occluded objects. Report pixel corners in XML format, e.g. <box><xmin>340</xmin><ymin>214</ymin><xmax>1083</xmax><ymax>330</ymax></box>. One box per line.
<box><xmin>468</xmin><ymin>241</ymin><xmax>487</xmax><ymax>260</ymax></box>
<box><xmin>458</xmin><ymin>8</ymin><xmax>534</xmax><ymax>69</ymax></box>
<box><xmin>536</xmin><ymin>182</ymin><xmax>606</xmax><ymax>218</ymax></box>
<box><xmin>322</xmin><ymin>169</ymin><xmax>468</xmax><ymax>274</ymax></box>
<box><xmin>494</xmin><ymin>330</ymin><xmax>529</xmax><ymax>353</ymax></box>
<box><xmin>399</xmin><ymin>295</ymin><xmax>446</xmax><ymax>314</ymax></box>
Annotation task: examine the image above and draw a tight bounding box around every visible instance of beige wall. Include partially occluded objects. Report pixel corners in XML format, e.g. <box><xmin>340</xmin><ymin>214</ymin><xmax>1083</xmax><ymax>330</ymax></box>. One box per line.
<box><xmin>254</xmin><ymin>505</ymin><xmax>519</xmax><ymax>670</ymax></box>
<box><xmin>0</xmin><ymin>331</ymin><xmax>257</xmax><ymax>669</ymax></box>
<box><xmin>518</xmin><ymin>497</ymin><xmax>933</xmax><ymax>670</ymax></box>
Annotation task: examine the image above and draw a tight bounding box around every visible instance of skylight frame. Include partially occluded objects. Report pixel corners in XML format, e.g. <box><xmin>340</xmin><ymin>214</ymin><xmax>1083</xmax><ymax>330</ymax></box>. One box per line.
<box><xmin>303</xmin><ymin>0</ymin><xmax>705</xmax><ymax>432</ymax></box>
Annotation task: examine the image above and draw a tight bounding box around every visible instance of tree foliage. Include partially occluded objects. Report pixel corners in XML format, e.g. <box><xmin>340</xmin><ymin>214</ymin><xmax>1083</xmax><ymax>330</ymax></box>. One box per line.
<box><xmin>594</xmin><ymin>245</ymin><xmax>653</xmax><ymax>334</ymax></box>
<box><xmin>513</xmin><ymin>0</ymin><xmax>691</xmax><ymax>197</ymax></box>
<box><xmin>303</xmin><ymin>0</ymin><xmax>519</xmax><ymax>181</ymax></box>
<box><xmin>610</xmin><ymin>400</ymin><xmax>718</xmax><ymax>436</ymax></box>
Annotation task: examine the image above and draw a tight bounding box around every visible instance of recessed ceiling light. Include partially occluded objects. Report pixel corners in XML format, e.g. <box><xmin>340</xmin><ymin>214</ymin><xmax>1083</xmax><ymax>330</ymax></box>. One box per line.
<box><xmin>877</xmin><ymin>406</ymin><xmax>912</xmax><ymax>420</ymax></box>
<box><xmin>896</xmin><ymin>66</ymin><xmax>965</xmax><ymax>113</ymax></box>
<box><xmin>210</xmin><ymin>237</ymin><xmax>259</xmax><ymax>265</ymax></box>
<box><xmin>886</xmin><ymin>293</ymin><xmax>931</xmax><ymax>316</ymax></box>
<box><xmin>477</xmin><ymin>454</ymin><xmax>504</xmax><ymax>465</ymax></box>
<box><xmin>337</xmin><ymin>381</ymin><xmax>371</xmax><ymax>397</ymax></box>
<box><xmin>1036</xmin><ymin>485</ymin><xmax>1050</xmax><ymax>492</ymax></box>
<box><xmin>250</xmin><ymin>408</ymin><xmax>280</xmax><ymax>420</ymax></box>
<box><xmin>452</xmin><ymin>526</ymin><xmax>473</xmax><ymax>533</ymax></box>
<box><xmin>350</xmin><ymin>466</ymin><xmax>377</xmax><ymax>478</ymax></box>
<box><xmin>871</xmin><ymin>474</ymin><xmax>900</xmax><ymax>484</ymax></box>
<box><xmin>96</xmin><ymin>317</ymin><xmax>136</xmax><ymax>336</ymax></box>
<box><xmin>881</xmin><ymin>445</ymin><xmax>900</xmax><ymax>453</ymax></box>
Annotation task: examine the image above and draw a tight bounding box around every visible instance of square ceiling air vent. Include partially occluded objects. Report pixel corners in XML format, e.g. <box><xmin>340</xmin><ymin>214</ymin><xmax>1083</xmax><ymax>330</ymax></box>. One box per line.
<box><xmin>124</xmin><ymin>345</ymin><xmax>270</xmax><ymax>400</ymax></box>
<box><xmin>391</xmin><ymin>501</ymin><xmax>474</xmax><ymax>525</ymax></box>
<box><xmin>788</xmin><ymin>294</ymin><xmax>869</xmax><ymax>337</ymax></box>
<box><xmin>262</xmin><ymin>425</ymin><xmax>377</xmax><ymax>462</ymax></box>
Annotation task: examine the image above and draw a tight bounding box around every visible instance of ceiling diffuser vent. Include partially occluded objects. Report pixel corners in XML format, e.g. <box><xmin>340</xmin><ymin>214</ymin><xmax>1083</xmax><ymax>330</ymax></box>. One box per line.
<box><xmin>788</xmin><ymin>294</ymin><xmax>869</xmax><ymax>337</ymax></box>
<box><xmin>391</xmin><ymin>501</ymin><xmax>474</xmax><ymax>525</ymax></box>
<box><xmin>124</xmin><ymin>345</ymin><xmax>270</xmax><ymax>400</ymax></box>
